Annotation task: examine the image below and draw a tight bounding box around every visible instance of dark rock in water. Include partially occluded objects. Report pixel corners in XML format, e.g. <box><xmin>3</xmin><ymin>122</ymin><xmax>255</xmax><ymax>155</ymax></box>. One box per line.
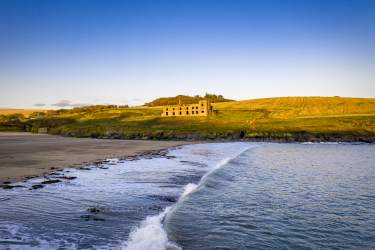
<box><xmin>42</xmin><ymin>179</ymin><xmax>61</xmax><ymax>184</ymax></box>
<box><xmin>165</xmin><ymin>196</ymin><xmax>177</xmax><ymax>202</ymax></box>
<box><xmin>159</xmin><ymin>184</ymin><xmax>179</xmax><ymax>188</ymax></box>
<box><xmin>55</xmin><ymin>176</ymin><xmax>77</xmax><ymax>180</ymax></box>
<box><xmin>169</xmin><ymin>172</ymin><xmax>205</xmax><ymax>186</ymax></box>
<box><xmin>80</xmin><ymin>214</ymin><xmax>105</xmax><ymax>221</ymax></box>
<box><xmin>88</xmin><ymin>207</ymin><xmax>100</xmax><ymax>213</ymax></box>
<box><xmin>180</xmin><ymin>161</ymin><xmax>208</xmax><ymax>168</ymax></box>
<box><xmin>93</xmin><ymin>217</ymin><xmax>105</xmax><ymax>221</ymax></box>
<box><xmin>31</xmin><ymin>184</ymin><xmax>44</xmax><ymax>189</ymax></box>
<box><xmin>123</xmin><ymin>148</ymin><xmax>174</xmax><ymax>161</ymax></box>
<box><xmin>78</xmin><ymin>167</ymin><xmax>91</xmax><ymax>170</ymax></box>
<box><xmin>80</xmin><ymin>215</ymin><xmax>91</xmax><ymax>221</ymax></box>
<box><xmin>3</xmin><ymin>184</ymin><xmax>25</xmax><ymax>189</ymax></box>
<box><xmin>49</xmin><ymin>172</ymin><xmax>60</xmax><ymax>175</ymax></box>
<box><xmin>25</xmin><ymin>175</ymin><xmax>39</xmax><ymax>180</ymax></box>
<box><xmin>149</xmin><ymin>205</ymin><xmax>166</xmax><ymax>211</ymax></box>
<box><xmin>3</xmin><ymin>181</ymin><xmax>11</xmax><ymax>184</ymax></box>
<box><xmin>148</xmin><ymin>195</ymin><xmax>178</xmax><ymax>203</ymax></box>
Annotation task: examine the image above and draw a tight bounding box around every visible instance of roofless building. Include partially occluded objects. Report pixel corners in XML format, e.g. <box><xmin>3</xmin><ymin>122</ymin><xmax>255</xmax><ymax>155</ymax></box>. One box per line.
<box><xmin>161</xmin><ymin>100</ymin><xmax>213</xmax><ymax>117</ymax></box>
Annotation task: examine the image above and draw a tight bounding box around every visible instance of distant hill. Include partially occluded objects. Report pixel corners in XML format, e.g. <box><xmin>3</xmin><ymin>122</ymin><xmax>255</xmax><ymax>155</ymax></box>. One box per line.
<box><xmin>145</xmin><ymin>94</ymin><xmax>234</xmax><ymax>107</ymax></box>
<box><xmin>212</xmin><ymin>97</ymin><xmax>375</xmax><ymax>118</ymax></box>
<box><xmin>1</xmin><ymin>96</ymin><xmax>374</xmax><ymax>142</ymax></box>
<box><xmin>0</xmin><ymin>109</ymin><xmax>45</xmax><ymax>118</ymax></box>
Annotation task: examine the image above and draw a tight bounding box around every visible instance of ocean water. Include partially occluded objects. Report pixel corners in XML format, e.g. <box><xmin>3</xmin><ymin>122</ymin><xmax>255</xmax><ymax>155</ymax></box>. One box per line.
<box><xmin>0</xmin><ymin>142</ymin><xmax>374</xmax><ymax>249</ymax></box>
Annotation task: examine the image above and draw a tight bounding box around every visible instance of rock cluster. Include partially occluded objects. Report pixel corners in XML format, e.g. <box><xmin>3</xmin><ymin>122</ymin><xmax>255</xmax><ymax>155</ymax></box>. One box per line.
<box><xmin>58</xmin><ymin>130</ymin><xmax>375</xmax><ymax>143</ymax></box>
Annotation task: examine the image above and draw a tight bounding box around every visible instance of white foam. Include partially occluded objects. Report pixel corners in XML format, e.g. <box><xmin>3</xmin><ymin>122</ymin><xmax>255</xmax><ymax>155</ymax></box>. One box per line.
<box><xmin>122</xmin><ymin>144</ymin><xmax>257</xmax><ymax>249</ymax></box>
<box><xmin>179</xmin><ymin>157</ymin><xmax>232</xmax><ymax>199</ymax></box>
<box><xmin>181</xmin><ymin>183</ymin><xmax>198</xmax><ymax>198</ymax></box>
<box><xmin>201</xmin><ymin>157</ymin><xmax>231</xmax><ymax>180</ymax></box>
<box><xmin>122</xmin><ymin>206</ymin><xmax>181</xmax><ymax>250</ymax></box>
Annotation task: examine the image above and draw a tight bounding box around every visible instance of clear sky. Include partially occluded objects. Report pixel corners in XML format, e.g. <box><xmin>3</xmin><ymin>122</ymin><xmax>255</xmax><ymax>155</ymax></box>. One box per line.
<box><xmin>1</xmin><ymin>0</ymin><xmax>374</xmax><ymax>109</ymax></box>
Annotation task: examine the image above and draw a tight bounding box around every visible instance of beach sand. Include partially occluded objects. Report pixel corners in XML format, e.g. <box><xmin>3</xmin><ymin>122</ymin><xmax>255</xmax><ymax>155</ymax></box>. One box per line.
<box><xmin>0</xmin><ymin>132</ymin><xmax>196</xmax><ymax>183</ymax></box>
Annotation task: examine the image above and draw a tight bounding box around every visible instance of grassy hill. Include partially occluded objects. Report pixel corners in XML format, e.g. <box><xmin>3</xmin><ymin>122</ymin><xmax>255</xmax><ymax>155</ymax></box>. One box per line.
<box><xmin>0</xmin><ymin>109</ymin><xmax>45</xmax><ymax>117</ymax></box>
<box><xmin>213</xmin><ymin>97</ymin><xmax>375</xmax><ymax>118</ymax></box>
<box><xmin>1</xmin><ymin>97</ymin><xmax>374</xmax><ymax>142</ymax></box>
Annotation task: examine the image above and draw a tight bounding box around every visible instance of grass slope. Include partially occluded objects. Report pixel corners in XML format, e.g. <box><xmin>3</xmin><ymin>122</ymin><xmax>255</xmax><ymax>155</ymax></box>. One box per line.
<box><xmin>1</xmin><ymin>97</ymin><xmax>375</xmax><ymax>140</ymax></box>
<box><xmin>213</xmin><ymin>97</ymin><xmax>375</xmax><ymax>118</ymax></box>
<box><xmin>0</xmin><ymin>110</ymin><xmax>45</xmax><ymax>117</ymax></box>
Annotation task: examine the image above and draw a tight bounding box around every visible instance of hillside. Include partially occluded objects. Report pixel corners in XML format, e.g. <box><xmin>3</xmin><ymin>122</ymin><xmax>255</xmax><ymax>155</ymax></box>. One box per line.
<box><xmin>213</xmin><ymin>97</ymin><xmax>375</xmax><ymax>118</ymax></box>
<box><xmin>1</xmin><ymin>97</ymin><xmax>374</xmax><ymax>142</ymax></box>
<box><xmin>0</xmin><ymin>109</ymin><xmax>45</xmax><ymax>117</ymax></box>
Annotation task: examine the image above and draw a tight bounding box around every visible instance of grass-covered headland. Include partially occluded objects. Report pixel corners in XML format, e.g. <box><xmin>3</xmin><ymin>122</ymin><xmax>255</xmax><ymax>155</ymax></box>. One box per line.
<box><xmin>1</xmin><ymin>97</ymin><xmax>374</xmax><ymax>143</ymax></box>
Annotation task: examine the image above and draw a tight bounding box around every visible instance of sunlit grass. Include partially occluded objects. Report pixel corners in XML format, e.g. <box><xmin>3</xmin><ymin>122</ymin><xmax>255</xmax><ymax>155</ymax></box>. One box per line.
<box><xmin>1</xmin><ymin>97</ymin><xmax>374</xmax><ymax>138</ymax></box>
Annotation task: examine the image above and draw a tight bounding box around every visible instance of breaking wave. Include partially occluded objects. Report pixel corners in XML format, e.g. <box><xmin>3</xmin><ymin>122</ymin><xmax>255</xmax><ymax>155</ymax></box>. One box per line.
<box><xmin>122</xmin><ymin>145</ymin><xmax>255</xmax><ymax>249</ymax></box>
<box><xmin>122</xmin><ymin>206</ymin><xmax>181</xmax><ymax>250</ymax></box>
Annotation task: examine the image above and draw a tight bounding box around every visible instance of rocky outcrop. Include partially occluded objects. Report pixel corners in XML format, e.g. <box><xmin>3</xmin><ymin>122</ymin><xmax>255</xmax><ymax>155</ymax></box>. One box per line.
<box><xmin>166</xmin><ymin>133</ymin><xmax>175</xmax><ymax>140</ymax></box>
<box><xmin>186</xmin><ymin>133</ymin><xmax>199</xmax><ymax>140</ymax></box>
<box><xmin>41</xmin><ymin>180</ymin><xmax>61</xmax><ymax>184</ymax></box>
<box><xmin>56</xmin><ymin>129</ymin><xmax>374</xmax><ymax>143</ymax></box>
<box><xmin>176</xmin><ymin>133</ymin><xmax>187</xmax><ymax>140</ymax></box>
<box><xmin>154</xmin><ymin>132</ymin><xmax>164</xmax><ymax>140</ymax></box>
<box><xmin>64</xmin><ymin>130</ymin><xmax>86</xmax><ymax>138</ymax></box>
<box><xmin>227</xmin><ymin>132</ymin><xmax>240</xmax><ymax>140</ymax></box>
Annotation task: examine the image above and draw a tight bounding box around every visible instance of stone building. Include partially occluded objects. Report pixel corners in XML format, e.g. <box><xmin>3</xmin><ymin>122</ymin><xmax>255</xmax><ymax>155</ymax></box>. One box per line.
<box><xmin>161</xmin><ymin>100</ymin><xmax>213</xmax><ymax>117</ymax></box>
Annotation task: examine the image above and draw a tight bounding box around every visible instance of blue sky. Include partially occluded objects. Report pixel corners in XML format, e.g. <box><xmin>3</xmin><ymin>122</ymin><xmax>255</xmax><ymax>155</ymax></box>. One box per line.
<box><xmin>1</xmin><ymin>0</ymin><xmax>374</xmax><ymax>109</ymax></box>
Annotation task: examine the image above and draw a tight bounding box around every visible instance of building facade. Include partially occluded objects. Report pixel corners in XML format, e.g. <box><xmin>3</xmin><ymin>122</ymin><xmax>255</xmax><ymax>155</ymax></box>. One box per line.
<box><xmin>161</xmin><ymin>100</ymin><xmax>213</xmax><ymax>117</ymax></box>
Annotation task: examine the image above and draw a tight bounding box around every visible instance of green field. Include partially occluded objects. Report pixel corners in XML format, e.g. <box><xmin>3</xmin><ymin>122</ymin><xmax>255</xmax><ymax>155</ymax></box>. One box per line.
<box><xmin>1</xmin><ymin>97</ymin><xmax>374</xmax><ymax>141</ymax></box>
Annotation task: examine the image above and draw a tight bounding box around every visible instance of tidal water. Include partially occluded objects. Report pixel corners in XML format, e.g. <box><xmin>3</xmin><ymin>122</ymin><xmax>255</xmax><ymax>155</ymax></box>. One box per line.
<box><xmin>0</xmin><ymin>142</ymin><xmax>374</xmax><ymax>249</ymax></box>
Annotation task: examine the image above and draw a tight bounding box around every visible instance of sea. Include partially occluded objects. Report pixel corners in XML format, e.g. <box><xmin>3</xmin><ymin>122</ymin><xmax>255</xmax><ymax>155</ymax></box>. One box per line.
<box><xmin>0</xmin><ymin>142</ymin><xmax>374</xmax><ymax>249</ymax></box>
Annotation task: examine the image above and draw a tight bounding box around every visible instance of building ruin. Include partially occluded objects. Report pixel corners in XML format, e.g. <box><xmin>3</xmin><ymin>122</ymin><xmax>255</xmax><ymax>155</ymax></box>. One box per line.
<box><xmin>161</xmin><ymin>100</ymin><xmax>213</xmax><ymax>117</ymax></box>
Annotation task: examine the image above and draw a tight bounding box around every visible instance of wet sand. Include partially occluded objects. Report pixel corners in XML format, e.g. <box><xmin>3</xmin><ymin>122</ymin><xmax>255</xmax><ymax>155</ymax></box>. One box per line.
<box><xmin>0</xmin><ymin>132</ymin><xmax>196</xmax><ymax>183</ymax></box>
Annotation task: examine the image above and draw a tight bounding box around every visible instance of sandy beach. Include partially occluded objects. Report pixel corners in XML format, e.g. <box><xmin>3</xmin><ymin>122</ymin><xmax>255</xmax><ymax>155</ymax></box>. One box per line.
<box><xmin>0</xmin><ymin>132</ymin><xmax>196</xmax><ymax>183</ymax></box>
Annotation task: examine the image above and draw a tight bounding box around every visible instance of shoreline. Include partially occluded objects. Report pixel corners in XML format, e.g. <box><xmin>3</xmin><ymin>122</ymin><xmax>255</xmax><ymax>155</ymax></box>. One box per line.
<box><xmin>1</xmin><ymin>131</ymin><xmax>373</xmax><ymax>184</ymax></box>
<box><xmin>64</xmin><ymin>130</ymin><xmax>375</xmax><ymax>143</ymax></box>
<box><xmin>0</xmin><ymin>132</ymin><xmax>198</xmax><ymax>183</ymax></box>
